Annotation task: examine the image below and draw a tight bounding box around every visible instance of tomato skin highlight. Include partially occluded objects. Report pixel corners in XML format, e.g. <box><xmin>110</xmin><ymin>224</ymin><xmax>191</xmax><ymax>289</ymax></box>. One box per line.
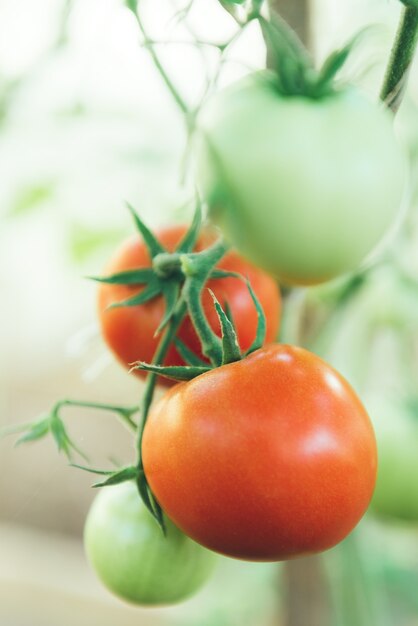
<box><xmin>84</xmin><ymin>481</ymin><xmax>216</xmax><ymax>605</ymax></box>
<box><xmin>97</xmin><ymin>225</ymin><xmax>281</xmax><ymax>384</ymax></box>
<box><xmin>196</xmin><ymin>74</ymin><xmax>406</xmax><ymax>286</ymax></box>
<box><xmin>142</xmin><ymin>344</ymin><xmax>377</xmax><ymax>561</ymax></box>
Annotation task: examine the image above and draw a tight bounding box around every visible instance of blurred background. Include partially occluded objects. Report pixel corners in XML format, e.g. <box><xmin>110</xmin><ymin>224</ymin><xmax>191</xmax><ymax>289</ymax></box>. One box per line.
<box><xmin>1</xmin><ymin>0</ymin><xmax>418</xmax><ymax>624</ymax></box>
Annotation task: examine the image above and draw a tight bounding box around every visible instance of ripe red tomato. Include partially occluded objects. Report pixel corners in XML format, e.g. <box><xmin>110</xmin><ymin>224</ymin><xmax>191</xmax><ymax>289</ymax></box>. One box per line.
<box><xmin>98</xmin><ymin>225</ymin><xmax>281</xmax><ymax>384</ymax></box>
<box><xmin>142</xmin><ymin>344</ymin><xmax>377</xmax><ymax>561</ymax></box>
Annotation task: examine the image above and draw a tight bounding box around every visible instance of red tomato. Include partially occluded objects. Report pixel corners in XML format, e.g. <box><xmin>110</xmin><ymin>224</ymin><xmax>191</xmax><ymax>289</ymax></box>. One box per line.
<box><xmin>142</xmin><ymin>344</ymin><xmax>377</xmax><ymax>561</ymax></box>
<box><xmin>98</xmin><ymin>226</ymin><xmax>281</xmax><ymax>384</ymax></box>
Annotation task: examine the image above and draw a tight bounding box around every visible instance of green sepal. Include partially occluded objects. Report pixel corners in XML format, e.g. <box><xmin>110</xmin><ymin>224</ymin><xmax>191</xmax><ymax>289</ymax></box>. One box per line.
<box><xmin>50</xmin><ymin>412</ymin><xmax>89</xmax><ymax>461</ymax></box>
<box><xmin>315</xmin><ymin>47</ymin><xmax>352</xmax><ymax>90</ymax></box>
<box><xmin>174</xmin><ymin>337</ymin><xmax>208</xmax><ymax>367</ymax></box>
<box><xmin>156</xmin><ymin>282</ymin><xmax>180</xmax><ymax>334</ymax></box>
<box><xmin>134</xmin><ymin>362</ymin><xmax>211</xmax><ymax>381</ymax></box>
<box><xmin>223</xmin><ymin>300</ymin><xmax>236</xmax><ymax>330</ymax></box>
<box><xmin>88</xmin><ymin>268</ymin><xmax>154</xmax><ymax>286</ymax></box>
<box><xmin>70</xmin><ymin>463</ymin><xmax>114</xmax><ymax>476</ymax></box>
<box><xmin>14</xmin><ymin>417</ymin><xmax>50</xmax><ymax>446</ymax></box>
<box><xmin>137</xmin><ymin>469</ymin><xmax>166</xmax><ymax>534</ymax></box>
<box><xmin>244</xmin><ymin>280</ymin><xmax>267</xmax><ymax>355</ymax></box>
<box><xmin>209</xmin><ymin>269</ymin><xmax>242</xmax><ymax>280</ymax></box>
<box><xmin>176</xmin><ymin>204</ymin><xmax>202</xmax><ymax>253</ymax></box>
<box><xmin>92</xmin><ymin>465</ymin><xmax>138</xmax><ymax>488</ymax></box>
<box><xmin>314</xmin><ymin>30</ymin><xmax>368</xmax><ymax>94</ymax></box>
<box><xmin>259</xmin><ymin>14</ymin><xmax>311</xmax><ymax>96</ymax></box>
<box><xmin>6</xmin><ymin>411</ymin><xmax>88</xmax><ymax>461</ymax></box>
<box><xmin>107</xmin><ymin>278</ymin><xmax>161</xmax><ymax>309</ymax></box>
<box><xmin>126</xmin><ymin>203</ymin><xmax>166</xmax><ymax>258</ymax></box>
<box><xmin>208</xmin><ymin>290</ymin><xmax>241</xmax><ymax>365</ymax></box>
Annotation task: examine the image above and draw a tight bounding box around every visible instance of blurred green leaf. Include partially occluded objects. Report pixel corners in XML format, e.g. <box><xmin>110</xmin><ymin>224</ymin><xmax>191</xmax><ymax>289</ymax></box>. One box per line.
<box><xmin>67</xmin><ymin>223</ymin><xmax>127</xmax><ymax>263</ymax></box>
<box><xmin>10</xmin><ymin>184</ymin><xmax>53</xmax><ymax>217</ymax></box>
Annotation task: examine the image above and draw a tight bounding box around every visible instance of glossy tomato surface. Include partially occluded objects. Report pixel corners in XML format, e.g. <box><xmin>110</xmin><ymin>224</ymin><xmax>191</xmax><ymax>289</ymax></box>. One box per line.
<box><xmin>84</xmin><ymin>481</ymin><xmax>216</xmax><ymax>605</ymax></box>
<box><xmin>98</xmin><ymin>225</ymin><xmax>281</xmax><ymax>384</ymax></box>
<box><xmin>196</xmin><ymin>73</ymin><xmax>406</xmax><ymax>286</ymax></box>
<box><xmin>142</xmin><ymin>344</ymin><xmax>377</xmax><ymax>561</ymax></box>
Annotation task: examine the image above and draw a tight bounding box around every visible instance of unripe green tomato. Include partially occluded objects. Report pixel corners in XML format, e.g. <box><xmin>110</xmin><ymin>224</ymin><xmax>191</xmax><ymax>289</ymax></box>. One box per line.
<box><xmin>368</xmin><ymin>397</ymin><xmax>418</xmax><ymax>522</ymax></box>
<box><xmin>84</xmin><ymin>482</ymin><xmax>216</xmax><ymax>605</ymax></box>
<box><xmin>196</xmin><ymin>73</ymin><xmax>406</xmax><ymax>286</ymax></box>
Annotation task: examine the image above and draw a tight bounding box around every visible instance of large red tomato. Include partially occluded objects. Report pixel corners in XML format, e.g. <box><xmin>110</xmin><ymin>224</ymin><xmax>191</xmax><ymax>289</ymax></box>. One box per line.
<box><xmin>98</xmin><ymin>225</ymin><xmax>281</xmax><ymax>384</ymax></box>
<box><xmin>142</xmin><ymin>344</ymin><xmax>377</xmax><ymax>561</ymax></box>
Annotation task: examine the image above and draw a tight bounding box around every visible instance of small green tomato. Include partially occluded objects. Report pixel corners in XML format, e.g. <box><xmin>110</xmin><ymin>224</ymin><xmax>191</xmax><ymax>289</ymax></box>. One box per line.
<box><xmin>84</xmin><ymin>481</ymin><xmax>216</xmax><ymax>605</ymax></box>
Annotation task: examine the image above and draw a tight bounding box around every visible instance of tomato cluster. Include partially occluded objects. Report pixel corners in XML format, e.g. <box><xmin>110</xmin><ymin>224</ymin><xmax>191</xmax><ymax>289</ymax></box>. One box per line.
<box><xmin>83</xmin><ymin>7</ymin><xmax>408</xmax><ymax>607</ymax></box>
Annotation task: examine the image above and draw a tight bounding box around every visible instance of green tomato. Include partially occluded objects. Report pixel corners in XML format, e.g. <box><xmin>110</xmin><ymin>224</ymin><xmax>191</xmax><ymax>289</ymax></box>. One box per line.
<box><xmin>84</xmin><ymin>481</ymin><xmax>216</xmax><ymax>605</ymax></box>
<box><xmin>367</xmin><ymin>396</ymin><xmax>418</xmax><ymax>522</ymax></box>
<box><xmin>196</xmin><ymin>73</ymin><xmax>406</xmax><ymax>286</ymax></box>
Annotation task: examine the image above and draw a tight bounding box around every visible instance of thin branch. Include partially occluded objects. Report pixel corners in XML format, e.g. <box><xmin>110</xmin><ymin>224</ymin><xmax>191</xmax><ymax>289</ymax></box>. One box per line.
<box><xmin>129</xmin><ymin>5</ymin><xmax>190</xmax><ymax>116</ymax></box>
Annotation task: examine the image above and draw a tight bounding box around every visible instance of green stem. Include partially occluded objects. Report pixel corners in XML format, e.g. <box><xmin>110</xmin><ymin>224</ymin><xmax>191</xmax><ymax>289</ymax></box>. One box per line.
<box><xmin>130</xmin><ymin>5</ymin><xmax>189</xmax><ymax>116</ymax></box>
<box><xmin>136</xmin><ymin>299</ymin><xmax>188</xmax><ymax>461</ymax></box>
<box><xmin>54</xmin><ymin>399</ymin><xmax>139</xmax><ymax>432</ymax></box>
<box><xmin>181</xmin><ymin>240</ymin><xmax>229</xmax><ymax>366</ymax></box>
<box><xmin>380</xmin><ymin>4</ymin><xmax>418</xmax><ymax>113</ymax></box>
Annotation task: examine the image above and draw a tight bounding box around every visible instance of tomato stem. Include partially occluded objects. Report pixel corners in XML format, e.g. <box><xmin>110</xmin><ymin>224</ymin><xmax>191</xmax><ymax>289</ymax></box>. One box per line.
<box><xmin>267</xmin><ymin>0</ymin><xmax>311</xmax><ymax>47</ymax></box>
<box><xmin>53</xmin><ymin>399</ymin><xmax>139</xmax><ymax>432</ymax></box>
<box><xmin>127</xmin><ymin>3</ymin><xmax>190</xmax><ymax>118</ymax></box>
<box><xmin>136</xmin><ymin>298</ymin><xmax>188</xmax><ymax>462</ymax></box>
<box><xmin>380</xmin><ymin>4</ymin><xmax>418</xmax><ymax>113</ymax></box>
<box><xmin>152</xmin><ymin>252</ymin><xmax>183</xmax><ymax>279</ymax></box>
<box><xmin>181</xmin><ymin>240</ymin><xmax>230</xmax><ymax>366</ymax></box>
<box><xmin>136</xmin><ymin>239</ymin><xmax>229</xmax><ymax>460</ymax></box>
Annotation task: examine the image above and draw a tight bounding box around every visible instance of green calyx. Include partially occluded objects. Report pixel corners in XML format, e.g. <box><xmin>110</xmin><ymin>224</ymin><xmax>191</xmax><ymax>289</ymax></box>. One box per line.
<box><xmin>89</xmin><ymin>201</ymin><xmax>266</xmax><ymax>384</ymax></box>
<box><xmin>258</xmin><ymin>13</ymin><xmax>367</xmax><ymax>99</ymax></box>
<box><xmin>91</xmin><ymin>202</ymin><xmax>266</xmax><ymax>371</ymax></box>
<box><xmin>132</xmin><ymin>268</ymin><xmax>267</xmax><ymax>382</ymax></box>
<box><xmin>89</xmin><ymin>203</ymin><xmax>204</xmax><ymax>334</ymax></box>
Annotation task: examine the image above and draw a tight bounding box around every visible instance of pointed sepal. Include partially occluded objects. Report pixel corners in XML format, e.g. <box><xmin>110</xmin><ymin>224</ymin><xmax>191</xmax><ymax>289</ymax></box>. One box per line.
<box><xmin>244</xmin><ymin>279</ymin><xmax>267</xmax><ymax>355</ymax></box>
<box><xmin>92</xmin><ymin>465</ymin><xmax>138</xmax><ymax>488</ymax></box>
<box><xmin>208</xmin><ymin>289</ymin><xmax>241</xmax><ymax>365</ymax></box>
<box><xmin>88</xmin><ymin>268</ymin><xmax>154</xmax><ymax>286</ymax></box>
<box><xmin>50</xmin><ymin>411</ymin><xmax>89</xmax><ymax>461</ymax></box>
<box><xmin>137</xmin><ymin>469</ymin><xmax>166</xmax><ymax>533</ymax></box>
<box><xmin>156</xmin><ymin>282</ymin><xmax>180</xmax><ymax>334</ymax></box>
<box><xmin>107</xmin><ymin>279</ymin><xmax>161</xmax><ymax>309</ymax></box>
<box><xmin>209</xmin><ymin>269</ymin><xmax>242</xmax><ymax>280</ymax></box>
<box><xmin>126</xmin><ymin>203</ymin><xmax>166</xmax><ymax>258</ymax></box>
<box><xmin>14</xmin><ymin>417</ymin><xmax>50</xmax><ymax>445</ymax></box>
<box><xmin>132</xmin><ymin>361</ymin><xmax>211</xmax><ymax>381</ymax></box>
<box><xmin>176</xmin><ymin>203</ymin><xmax>202</xmax><ymax>253</ymax></box>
